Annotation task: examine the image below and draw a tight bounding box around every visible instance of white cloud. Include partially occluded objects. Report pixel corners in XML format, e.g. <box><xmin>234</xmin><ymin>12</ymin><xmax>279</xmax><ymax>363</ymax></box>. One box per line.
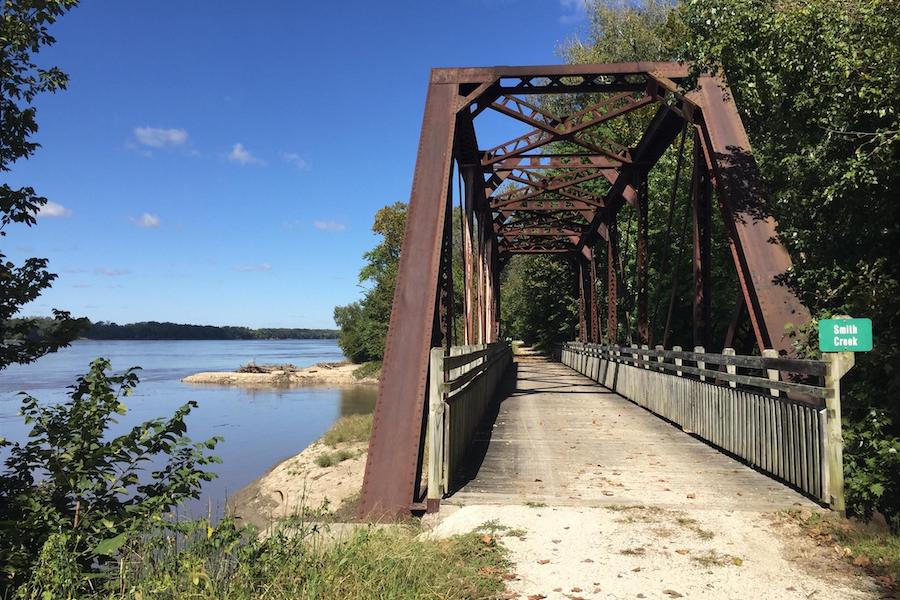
<box><xmin>37</xmin><ymin>201</ymin><xmax>72</xmax><ymax>218</ymax></box>
<box><xmin>559</xmin><ymin>0</ymin><xmax>587</xmax><ymax>23</ymax></box>
<box><xmin>314</xmin><ymin>220</ymin><xmax>346</xmax><ymax>232</ymax></box>
<box><xmin>96</xmin><ymin>267</ymin><xmax>132</xmax><ymax>277</ymax></box>
<box><xmin>133</xmin><ymin>213</ymin><xmax>161</xmax><ymax>228</ymax></box>
<box><xmin>233</xmin><ymin>262</ymin><xmax>272</xmax><ymax>272</ymax></box>
<box><xmin>282</xmin><ymin>152</ymin><xmax>308</xmax><ymax>169</ymax></box>
<box><xmin>134</xmin><ymin>127</ymin><xmax>188</xmax><ymax>148</ymax></box>
<box><xmin>228</xmin><ymin>143</ymin><xmax>264</xmax><ymax>165</ymax></box>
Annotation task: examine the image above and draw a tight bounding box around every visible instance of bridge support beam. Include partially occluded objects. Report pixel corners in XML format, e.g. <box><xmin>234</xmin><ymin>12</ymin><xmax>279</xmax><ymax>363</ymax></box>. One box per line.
<box><xmin>692</xmin><ymin>130</ymin><xmax>712</xmax><ymax>350</ymax></box>
<box><xmin>606</xmin><ymin>212</ymin><xmax>619</xmax><ymax>344</ymax></box>
<box><xmin>359</xmin><ymin>79</ymin><xmax>457</xmax><ymax>519</ymax></box>
<box><xmin>636</xmin><ymin>170</ymin><xmax>650</xmax><ymax>346</ymax></box>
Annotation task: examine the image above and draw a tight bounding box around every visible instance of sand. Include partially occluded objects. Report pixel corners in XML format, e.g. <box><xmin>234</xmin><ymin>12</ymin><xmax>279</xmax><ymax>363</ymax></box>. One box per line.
<box><xmin>182</xmin><ymin>362</ymin><xmax>377</xmax><ymax>387</ymax></box>
<box><xmin>227</xmin><ymin>439</ymin><xmax>368</xmax><ymax>530</ymax></box>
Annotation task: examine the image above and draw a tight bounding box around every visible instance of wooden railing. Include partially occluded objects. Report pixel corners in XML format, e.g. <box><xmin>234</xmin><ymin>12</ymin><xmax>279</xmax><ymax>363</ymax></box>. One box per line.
<box><xmin>426</xmin><ymin>342</ymin><xmax>512</xmax><ymax>509</ymax></box>
<box><xmin>560</xmin><ymin>342</ymin><xmax>854</xmax><ymax>509</ymax></box>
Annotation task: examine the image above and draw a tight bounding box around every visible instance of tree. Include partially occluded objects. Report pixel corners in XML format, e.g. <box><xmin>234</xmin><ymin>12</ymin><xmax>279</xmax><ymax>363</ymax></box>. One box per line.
<box><xmin>334</xmin><ymin>202</ymin><xmax>408</xmax><ymax>362</ymax></box>
<box><xmin>501</xmin><ymin>255</ymin><xmax>578</xmax><ymax>349</ymax></box>
<box><xmin>1</xmin><ymin>0</ymin><xmax>82</xmax><ymax>370</ymax></box>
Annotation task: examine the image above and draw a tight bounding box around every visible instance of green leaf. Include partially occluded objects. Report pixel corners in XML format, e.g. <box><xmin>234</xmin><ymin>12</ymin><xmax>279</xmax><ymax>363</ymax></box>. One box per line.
<box><xmin>92</xmin><ymin>532</ymin><xmax>126</xmax><ymax>556</ymax></box>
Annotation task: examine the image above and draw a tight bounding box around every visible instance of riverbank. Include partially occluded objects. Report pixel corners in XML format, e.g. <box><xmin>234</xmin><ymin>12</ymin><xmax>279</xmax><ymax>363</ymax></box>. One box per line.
<box><xmin>182</xmin><ymin>361</ymin><xmax>379</xmax><ymax>387</ymax></box>
<box><xmin>228</xmin><ymin>413</ymin><xmax>372</xmax><ymax>529</ymax></box>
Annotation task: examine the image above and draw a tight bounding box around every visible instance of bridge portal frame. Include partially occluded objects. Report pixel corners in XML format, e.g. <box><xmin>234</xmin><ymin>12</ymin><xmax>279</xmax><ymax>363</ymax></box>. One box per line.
<box><xmin>358</xmin><ymin>63</ymin><xmax>810</xmax><ymax>518</ymax></box>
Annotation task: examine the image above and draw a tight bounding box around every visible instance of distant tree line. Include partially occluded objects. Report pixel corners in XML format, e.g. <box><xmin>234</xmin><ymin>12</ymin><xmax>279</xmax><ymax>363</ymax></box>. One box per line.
<box><xmin>6</xmin><ymin>317</ymin><xmax>338</xmax><ymax>341</ymax></box>
<box><xmin>84</xmin><ymin>321</ymin><xmax>338</xmax><ymax>340</ymax></box>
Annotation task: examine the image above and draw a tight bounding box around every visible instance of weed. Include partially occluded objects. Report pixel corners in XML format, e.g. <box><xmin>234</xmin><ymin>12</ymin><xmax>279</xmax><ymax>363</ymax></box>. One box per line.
<box><xmin>524</xmin><ymin>501</ymin><xmax>547</xmax><ymax>508</ymax></box>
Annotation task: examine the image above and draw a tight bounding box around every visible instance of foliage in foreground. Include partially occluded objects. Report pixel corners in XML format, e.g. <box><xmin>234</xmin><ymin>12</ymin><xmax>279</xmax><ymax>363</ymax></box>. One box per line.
<box><xmin>18</xmin><ymin>516</ymin><xmax>508</xmax><ymax>600</ymax></box>
<box><xmin>0</xmin><ymin>360</ymin><xmax>221</xmax><ymax>595</ymax></box>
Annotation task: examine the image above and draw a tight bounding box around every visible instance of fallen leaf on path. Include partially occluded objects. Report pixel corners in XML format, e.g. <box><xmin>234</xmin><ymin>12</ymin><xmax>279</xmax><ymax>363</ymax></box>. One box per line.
<box><xmin>552</xmin><ymin>539</ymin><xmax>561</xmax><ymax>544</ymax></box>
<box><xmin>675</xmin><ymin>549</ymin><xmax>690</xmax><ymax>555</ymax></box>
<box><xmin>502</xmin><ymin>573</ymin><xmax>518</xmax><ymax>581</ymax></box>
<box><xmin>571</xmin><ymin>587</ymin><xmax>582</xmax><ymax>592</ymax></box>
<box><xmin>732</xmin><ymin>557</ymin><xmax>743</xmax><ymax>566</ymax></box>
<box><xmin>686</xmin><ymin>493</ymin><xmax>696</xmax><ymax>499</ymax></box>
<box><xmin>632</xmin><ymin>566</ymin><xmax>642</xmax><ymax>572</ymax></box>
<box><xmin>527</xmin><ymin>595</ymin><xmax>546</xmax><ymax>600</ymax></box>
<box><xmin>663</xmin><ymin>589</ymin><xmax>684</xmax><ymax>598</ymax></box>
<box><xmin>582</xmin><ymin>558</ymin><xmax>594</xmax><ymax>563</ymax></box>
<box><xmin>537</xmin><ymin>559</ymin><xmax>551</xmax><ymax>565</ymax></box>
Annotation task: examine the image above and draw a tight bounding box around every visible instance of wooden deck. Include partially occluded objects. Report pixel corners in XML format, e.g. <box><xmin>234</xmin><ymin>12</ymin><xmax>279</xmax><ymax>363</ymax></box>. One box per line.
<box><xmin>447</xmin><ymin>355</ymin><xmax>821</xmax><ymax>511</ymax></box>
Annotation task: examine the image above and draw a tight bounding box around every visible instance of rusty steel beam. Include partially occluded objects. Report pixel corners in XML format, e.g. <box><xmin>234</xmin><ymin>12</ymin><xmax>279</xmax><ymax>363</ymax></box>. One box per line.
<box><xmin>691</xmin><ymin>131</ymin><xmax>712</xmax><ymax>350</ymax></box>
<box><xmin>359</xmin><ymin>78</ymin><xmax>457</xmax><ymax>519</ymax></box>
<box><xmin>636</xmin><ymin>170</ymin><xmax>650</xmax><ymax>346</ymax></box>
<box><xmin>606</xmin><ymin>212</ymin><xmax>619</xmax><ymax>343</ymax></box>
<box><xmin>694</xmin><ymin>75</ymin><xmax>810</xmax><ymax>355</ymax></box>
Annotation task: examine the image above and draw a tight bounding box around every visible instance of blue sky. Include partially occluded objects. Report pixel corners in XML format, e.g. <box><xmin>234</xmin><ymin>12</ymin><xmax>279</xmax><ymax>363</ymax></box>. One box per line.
<box><xmin>6</xmin><ymin>0</ymin><xmax>590</xmax><ymax>328</ymax></box>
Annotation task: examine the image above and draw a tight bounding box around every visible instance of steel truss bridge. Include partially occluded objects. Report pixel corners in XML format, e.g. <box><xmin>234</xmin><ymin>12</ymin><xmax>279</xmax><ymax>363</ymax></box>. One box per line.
<box><xmin>358</xmin><ymin>63</ymin><xmax>841</xmax><ymax>519</ymax></box>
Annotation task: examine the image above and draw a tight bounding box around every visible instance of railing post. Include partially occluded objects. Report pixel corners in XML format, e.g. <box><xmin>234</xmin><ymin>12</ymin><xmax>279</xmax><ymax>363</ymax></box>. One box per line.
<box><xmin>426</xmin><ymin>347</ymin><xmax>446</xmax><ymax>512</ymax></box>
<box><xmin>655</xmin><ymin>345</ymin><xmax>664</xmax><ymax>372</ymax></box>
<box><xmin>673</xmin><ymin>345</ymin><xmax>683</xmax><ymax>377</ymax></box>
<box><xmin>824</xmin><ymin>351</ymin><xmax>854</xmax><ymax>514</ymax></box>
<box><xmin>723</xmin><ymin>347</ymin><xmax>737</xmax><ymax>388</ymax></box>
<box><xmin>762</xmin><ymin>348</ymin><xmax>780</xmax><ymax>397</ymax></box>
<box><xmin>641</xmin><ymin>344</ymin><xmax>650</xmax><ymax>369</ymax></box>
<box><xmin>694</xmin><ymin>346</ymin><xmax>706</xmax><ymax>381</ymax></box>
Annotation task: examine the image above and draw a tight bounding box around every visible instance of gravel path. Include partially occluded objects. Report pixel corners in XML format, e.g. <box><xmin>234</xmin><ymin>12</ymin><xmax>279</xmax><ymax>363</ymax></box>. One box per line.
<box><xmin>429</xmin><ymin>504</ymin><xmax>879</xmax><ymax>599</ymax></box>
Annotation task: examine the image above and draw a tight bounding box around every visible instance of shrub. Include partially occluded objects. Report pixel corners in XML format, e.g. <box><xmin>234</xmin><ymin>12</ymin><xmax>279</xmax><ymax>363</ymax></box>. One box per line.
<box><xmin>843</xmin><ymin>409</ymin><xmax>900</xmax><ymax>533</ymax></box>
<box><xmin>0</xmin><ymin>359</ymin><xmax>221</xmax><ymax>595</ymax></box>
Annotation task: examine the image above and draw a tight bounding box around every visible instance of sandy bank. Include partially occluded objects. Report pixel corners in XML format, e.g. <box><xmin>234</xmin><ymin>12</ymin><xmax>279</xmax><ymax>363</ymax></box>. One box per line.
<box><xmin>182</xmin><ymin>362</ymin><xmax>377</xmax><ymax>387</ymax></box>
<box><xmin>228</xmin><ymin>439</ymin><xmax>366</xmax><ymax>530</ymax></box>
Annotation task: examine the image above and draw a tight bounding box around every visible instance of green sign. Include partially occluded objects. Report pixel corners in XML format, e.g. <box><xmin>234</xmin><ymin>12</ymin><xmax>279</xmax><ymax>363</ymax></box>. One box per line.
<box><xmin>818</xmin><ymin>318</ymin><xmax>873</xmax><ymax>352</ymax></box>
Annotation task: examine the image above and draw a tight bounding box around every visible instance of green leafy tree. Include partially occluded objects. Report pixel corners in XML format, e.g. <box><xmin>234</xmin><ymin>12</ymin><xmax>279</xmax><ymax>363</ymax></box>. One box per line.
<box><xmin>0</xmin><ymin>359</ymin><xmax>221</xmax><ymax>595</ymax></box>
<box><xmin>501</xmin><ymin>255</ymin><xmax>578</xmax><ymax>349</ymax></box>
<box><xmin>1</xmin><ymin>0</ymin><xmax>82</xmax><ymax>369</ymax></box>
<box><xmin>334</xmin><ymin>202</ymin><xmax>407</xmax><ymax>362</ymax></box>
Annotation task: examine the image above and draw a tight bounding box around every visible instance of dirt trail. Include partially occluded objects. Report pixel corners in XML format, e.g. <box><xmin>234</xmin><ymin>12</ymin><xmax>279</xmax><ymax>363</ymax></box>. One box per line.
<box><xmin>429</xmin><ymin>504</ymin><xmax>879</xmax><ymax>599</ymax></box>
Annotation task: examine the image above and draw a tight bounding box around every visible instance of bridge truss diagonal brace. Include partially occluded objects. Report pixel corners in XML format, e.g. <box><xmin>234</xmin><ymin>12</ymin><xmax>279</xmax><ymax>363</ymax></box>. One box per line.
<box><xmin>694</xmin><ymin>76</ymin><xmax>810</xmax><ymax>355</ymax></box>
<box><xmin>358</xmin><ymin>80</ymin><xmax>458</xmax><ymax>519</ymax></box>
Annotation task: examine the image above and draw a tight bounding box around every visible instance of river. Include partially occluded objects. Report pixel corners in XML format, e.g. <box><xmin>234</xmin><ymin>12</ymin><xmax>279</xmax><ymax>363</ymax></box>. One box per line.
<box><xmin>0</xmin><ymin>339</ymin><xmax>377</xmax><ymax>515</ymax></box>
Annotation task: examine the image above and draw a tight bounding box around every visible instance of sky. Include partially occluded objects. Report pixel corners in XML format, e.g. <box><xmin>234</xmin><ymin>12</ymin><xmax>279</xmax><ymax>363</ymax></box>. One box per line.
<box><xmin>6</xmin><ymin>0</ymin><xmax>592</xmax><ymax>329</ymax></box>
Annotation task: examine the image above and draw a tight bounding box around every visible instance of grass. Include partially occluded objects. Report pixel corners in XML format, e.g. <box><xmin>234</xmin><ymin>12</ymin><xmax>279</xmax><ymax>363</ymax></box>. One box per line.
<box><xmin>21</xmin><ymin>518</ymin><xmax>510</xmax><ymax>599</ymax></box>
<box><xmin>524</xmin><ymin>501</ymin><xmax>547</xmax><ymax>508</ymax></box>
<box><xmin>352</xmin><ymin>361</ymin><xmax>382</xmax><ymax>381</ymax></box>
<box><xmin>315</xmin><ymin>448</ymin><xmax>357</xmax><ymax>468</ymax></box>
<box><xmin>787</xmin><ymin>510</ymin><xmax>900</xmax><ymax>587</ymax></box>
<box><xmin>322</xmin><ymin>414</ymin><xmax>373</xmax><ymax>447</ymax></box>
<box><xmin>475</xmin><ymin>519</ymin><xmax>527</xmax><ymax>538</ymax></box>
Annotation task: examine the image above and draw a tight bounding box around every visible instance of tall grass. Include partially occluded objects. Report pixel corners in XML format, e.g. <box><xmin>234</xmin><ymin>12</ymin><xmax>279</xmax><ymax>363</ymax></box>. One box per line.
<box><xmin>23</xmin><ymin>518</ymin><xmax>508</xmax><ymax>599</ymax></box>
